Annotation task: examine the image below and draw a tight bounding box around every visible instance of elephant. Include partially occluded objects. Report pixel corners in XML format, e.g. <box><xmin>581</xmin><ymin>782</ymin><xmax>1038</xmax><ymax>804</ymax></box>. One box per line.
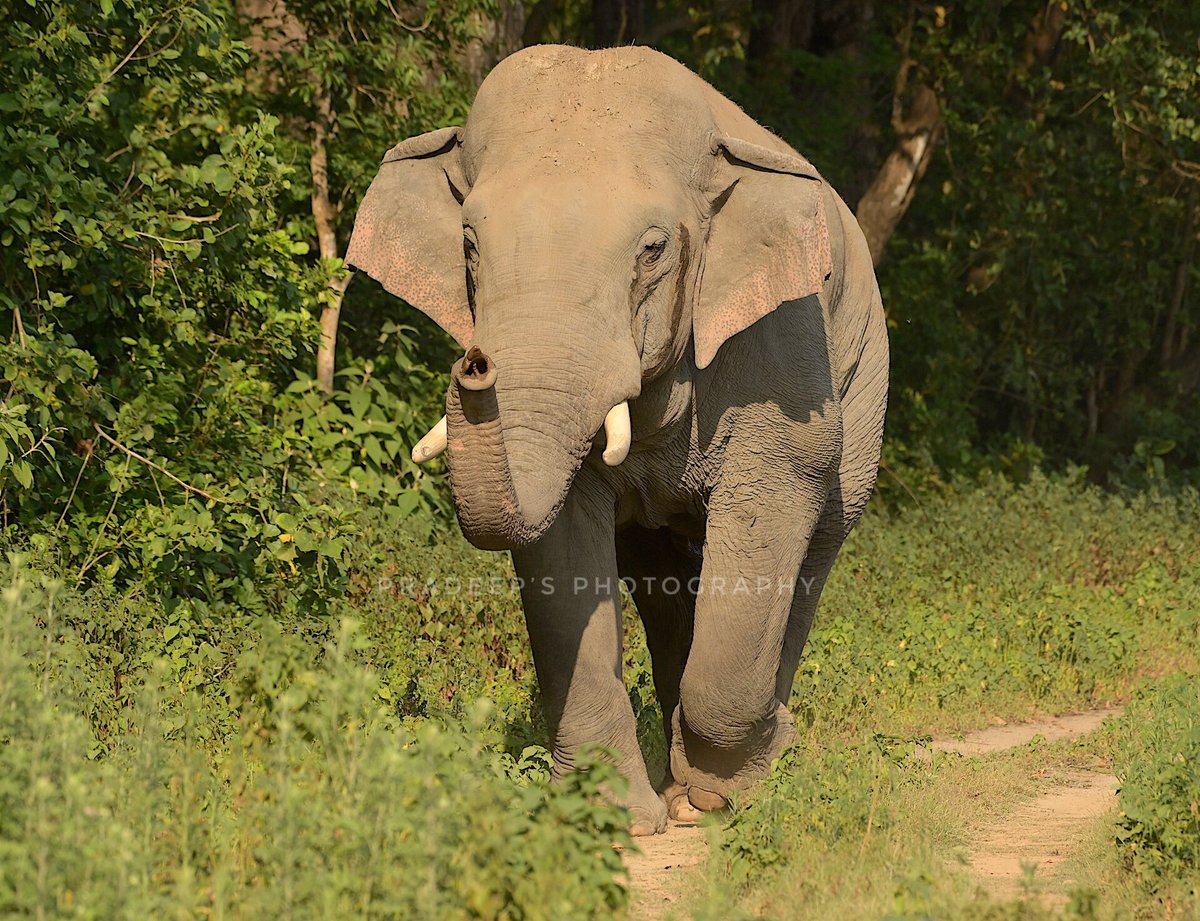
<box><xmin>346</xmin><ymin>44</ymin><xmax>889</xmax><ymax>836</ymax></box>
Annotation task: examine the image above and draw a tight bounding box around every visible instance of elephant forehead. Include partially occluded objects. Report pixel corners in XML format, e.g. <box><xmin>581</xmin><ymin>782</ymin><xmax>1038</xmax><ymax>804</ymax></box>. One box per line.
<box><xmin>466</xmin><ymin>173</ymin><xmax>676</xmax><ymax>257</ymax></box>
<box><xmin>462</xmin><ymin>46</ymin><xmax>714</xmax><ymax>182</ymax></box>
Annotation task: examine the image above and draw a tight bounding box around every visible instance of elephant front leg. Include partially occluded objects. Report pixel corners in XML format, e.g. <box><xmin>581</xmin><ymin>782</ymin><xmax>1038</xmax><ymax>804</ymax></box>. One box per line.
<box><xmin>512</xmin><ymin>487</ymin><xmax>667</xmax><ymax>836</ymax></box>
<box><xmin>670</xmin><ymin>482</ymin><xmax>825</xmax><ymax>811</ymax></box>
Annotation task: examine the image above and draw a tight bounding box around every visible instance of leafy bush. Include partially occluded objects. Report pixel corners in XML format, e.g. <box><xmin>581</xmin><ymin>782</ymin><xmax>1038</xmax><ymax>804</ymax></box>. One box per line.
<box><xmin>0</xmin><ymin>561</ymin><xmax>630</xmax><ymax>920</ymax></box>
<box><xmin>1115</xmin><ymin>675</ymin><xmax>1200</xmax><ymax>887</ymax></box>
<box><xmin>797</xmin><ymin>470</ymin><xmax>1200</xmax><ymax>734</ymax></box>
<box><xmin>0</xmin><ymin>0</ymin><xmax>467</xmax><ymax>618</ymax></box>
<box><xmin>0</xmin><ymin>0</ymin><xmax>343</xmax><ymax>612</ymax></box>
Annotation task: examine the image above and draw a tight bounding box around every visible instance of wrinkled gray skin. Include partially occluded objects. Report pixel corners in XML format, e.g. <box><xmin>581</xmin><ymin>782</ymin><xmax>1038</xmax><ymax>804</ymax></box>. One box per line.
<box><xmin>347</xmin><ymin>45</ymin><xmax>888</xmax><ymax>835</ymax></box>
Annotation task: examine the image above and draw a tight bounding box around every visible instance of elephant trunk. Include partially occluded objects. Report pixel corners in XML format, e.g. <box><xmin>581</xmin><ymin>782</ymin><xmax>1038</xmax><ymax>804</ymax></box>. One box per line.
<box><xmin>443</xmin><ymin>350</ymin><xmax>540</xmax><ymax>550</ymax></box>
<box><xmin>441</xmin><ymin>334</ymin><xmax>638</xmax><ymax>551</ymax></box>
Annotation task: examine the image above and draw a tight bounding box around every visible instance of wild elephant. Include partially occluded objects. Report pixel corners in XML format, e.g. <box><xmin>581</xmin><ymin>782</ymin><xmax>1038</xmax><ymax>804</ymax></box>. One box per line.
<box><xmin>347</xmin><ymin>44</ymin><xmax>889</xmax><ymax>835</ymax></box>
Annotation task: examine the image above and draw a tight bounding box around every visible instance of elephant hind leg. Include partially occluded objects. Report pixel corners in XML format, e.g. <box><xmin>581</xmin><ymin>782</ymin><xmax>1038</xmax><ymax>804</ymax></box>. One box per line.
<box><xmin>615</xmin><ymin>528</ymin><xmax>699</xmax><ymax>758</ymax></box>
<box><xmin>616</xmin><ymin>525</ymin><xmax>702</xmax><ymax>822</ymax></box>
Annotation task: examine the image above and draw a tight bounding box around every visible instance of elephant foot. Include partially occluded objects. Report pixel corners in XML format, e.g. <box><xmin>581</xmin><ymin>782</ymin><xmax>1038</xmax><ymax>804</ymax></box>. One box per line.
<box><xmin>686</xmin><ymin>786</ymin><xmax>729</xmax><ymax>813</ymax></box>
<box><xmin>668</xmin><ymin>700</ymin><xmax>796</xmax><ymax>803</ymax></box>
<box><xmin>628</xmin><ymin>791</ymin><xmax>669</xmax><ymax>836</ymax></box>
<box><xmin>660</xmin><ymin>781</ymin><xmax>704</xmax><ymax>823</ymax></box>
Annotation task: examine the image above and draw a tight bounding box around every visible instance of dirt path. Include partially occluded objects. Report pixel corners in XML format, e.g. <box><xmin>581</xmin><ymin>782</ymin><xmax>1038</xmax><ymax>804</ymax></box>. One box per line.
<box><xmin>929</xmin><ymin>707</ymin><xmax>1123</xmax><ymax>756</ymax></box>
<box><xmin>951</xmin><ymin>708</ymin><xmax>1124</xmax><ymax>903</ymax></box>
<box><xmin>966</xmin><ymin>771</ymin><xmax>1118</xmax><ymax>901</ymax></box>
<box><xmin>938</xmin><ymin>709</ymin><xmax>1124</xmax><ymax>900</ymax></box>
<box><xmin>621</xmin><ymin>708</ymin><xmax>1123</xmax><ymax>919</ymax></box>
<box><xmin>624</xmin><ymin>822</ymin><xmax>707</xmax><ymax>920</ymax></box>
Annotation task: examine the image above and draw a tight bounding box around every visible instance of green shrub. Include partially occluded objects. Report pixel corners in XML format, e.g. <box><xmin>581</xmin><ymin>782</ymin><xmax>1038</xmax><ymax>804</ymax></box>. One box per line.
<box><xmin>720</xmin><ymin>735</ymin><xmax>905</xmax><ymax>871</ymax></box>
<box><xmin>0</xmin><ymin>0</ymin><xmax>348</xmax><ymax>613</ymax></box>
<box><xmin>0</xmin><ymin>0</ymin><xmax>470</xmax><ymax>619</ymax></box>
<box><xmin>1114</xmin><ymin>675</ymin><xmax>1200</xmax><ymax>887</ymax></box>
<box><xmin>0</xmin><ymin>562</ymin><xmax>630</xmax><ymax>920</ymax></box>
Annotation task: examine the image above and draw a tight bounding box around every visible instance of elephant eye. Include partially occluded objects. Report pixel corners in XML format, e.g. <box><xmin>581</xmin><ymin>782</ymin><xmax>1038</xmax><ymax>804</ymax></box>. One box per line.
<box><xmin>639</xmin><ymin>238</ymin><xmax>668</xmax><ymax>270</ymax></box>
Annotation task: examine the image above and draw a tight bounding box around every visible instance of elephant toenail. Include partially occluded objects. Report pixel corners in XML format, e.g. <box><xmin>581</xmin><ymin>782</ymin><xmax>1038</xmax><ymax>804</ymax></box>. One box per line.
<box><xmin>687</xmin><ymin>787</ymin><xmax>729</xmax><ymax>812</ymax></box>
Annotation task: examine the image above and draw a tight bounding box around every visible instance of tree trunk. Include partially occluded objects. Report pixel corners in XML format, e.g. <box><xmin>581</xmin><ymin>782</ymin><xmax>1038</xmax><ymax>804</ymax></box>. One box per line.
<box><xmin>463</xmin><ymin>0</ymin><xmax>525</xmax><ymax>88</ymax></box>
<box><xmin>1162</xmin><ymin>186</ymin><xmax>1198</xmax><ymax>365</ymax></box>
<box><xmin>855</xmin><ymin>61</ymin><xmax>941</xmax><ymax>266</ymax></box>
<box><xmin>237</xmin><ymin>0</ymin><xmax>350</xmax><ymax>394</ymax></box>
<box><xmin>311</xmin><ymin>88</ymin><xmax>350</xmax><ymax>395</ymax></box>
<box><xmin>237</xmin><ymin>0</ymin><xmax>305</xmax><ymax>61</ymax></box>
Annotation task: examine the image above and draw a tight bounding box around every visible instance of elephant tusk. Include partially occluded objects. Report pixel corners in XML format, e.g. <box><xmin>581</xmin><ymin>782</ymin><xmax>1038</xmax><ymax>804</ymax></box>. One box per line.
<box><xmin>602</xmin><ymin>402</ymin><xmax>631</xmax><ymax>466</ymax></box>
<box><xmin>412</xmin><ymin>416</ymin><xmax>448</xmax><ymax>464</ymax></box>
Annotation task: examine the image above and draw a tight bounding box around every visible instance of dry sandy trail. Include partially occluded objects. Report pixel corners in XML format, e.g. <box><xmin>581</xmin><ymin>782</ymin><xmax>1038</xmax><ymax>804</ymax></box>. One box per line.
<box><xmin>938</xmin><ymin>709</ymin><xmax>1123</xmax><ymax>901</ymax></box>
<box><xmin>928</xmin><ymin>708</ymin><xmax>1122</xmax><ymax>757</ymax></box>
<box><xmin>621</xmin><ymin>707</ymin><xmax>1124</xmax><ymax>920</ymax></box>
<box><xmin>623</xmin><ymin>822</ymin><xmax>708</xmax><ymax>920</ymax></box>
<box><xmin>966</xmin><ymin>771</ymin><xmax>1119</xmax><ymax>901</ymax></box>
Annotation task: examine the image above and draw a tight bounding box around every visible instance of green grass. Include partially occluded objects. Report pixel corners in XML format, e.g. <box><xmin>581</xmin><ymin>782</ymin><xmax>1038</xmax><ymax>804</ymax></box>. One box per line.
<box><xmin>797</xmin><ymin>470</ymin><xmax>1200</xmax><ymax>737</ymax></box>
<box><xmin>687</xmin><ymin>470</ymin><xmax>1200</xmax><ymax>920</ymax></box>
<box><xmin>0</xmin><ymin>570</ymin><xmax>629</xmax><ymax>920</ymax></box>
<box><xmin>1</xmin><ymin>471</ymin><xmax>1198</xmax><ymax>918</ymax></box>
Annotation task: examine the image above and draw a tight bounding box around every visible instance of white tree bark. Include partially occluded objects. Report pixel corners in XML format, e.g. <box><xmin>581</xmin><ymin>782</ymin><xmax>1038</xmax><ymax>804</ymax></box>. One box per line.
<box><xmin>237</xmin><ymin>0</ymin><xmax>347</xmax><ymax>394</ymax></box>
<box><xmin>855</xmin><ymin>60</ymin><xmax>941</xmax><ymax>267</ymax></box>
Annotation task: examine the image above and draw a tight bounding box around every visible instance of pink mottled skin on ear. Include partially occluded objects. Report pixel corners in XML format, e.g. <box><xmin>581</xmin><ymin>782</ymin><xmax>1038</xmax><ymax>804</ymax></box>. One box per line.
<box><xmin>344</xmin><ymin>127</ymin><xmax>474</xmax><ymax>348</ymax></box>
<box><xmin>693</xmin><ymin>175</ymin><xmax>831</xmax><ymax>369</ymax></box>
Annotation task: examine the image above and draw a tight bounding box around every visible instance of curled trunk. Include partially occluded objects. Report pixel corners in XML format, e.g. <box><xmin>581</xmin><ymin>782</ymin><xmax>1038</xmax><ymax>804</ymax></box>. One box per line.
<box><xmin>444</xmin><ymin>344</ymin><xmax>635</xmax><ymax>550</ymax></box>
<box><xmin>444</xmin><ymin>354</ymin><xmax>551</xmax><ymax>550</ymax></box>
<box><xmin>441</xmin><ymin>286</ymin><xmax>643</xmax><ymax>550</ymax></box>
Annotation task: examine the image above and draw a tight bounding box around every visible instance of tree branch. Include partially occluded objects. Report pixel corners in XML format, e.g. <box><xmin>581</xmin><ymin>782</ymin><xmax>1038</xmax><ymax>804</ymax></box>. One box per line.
<box><xmin>92</xmin><ymin>424</ymin><xmax>224</xmax><ymax>503</ymax></box>
<box><xmin>70</xmin><ymin>6</ymin><xmax>184</xmax><ymax>123</ymax></box>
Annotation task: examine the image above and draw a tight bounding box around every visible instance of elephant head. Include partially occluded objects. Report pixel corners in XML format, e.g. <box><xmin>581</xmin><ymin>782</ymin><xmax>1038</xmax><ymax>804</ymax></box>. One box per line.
<box><xmin>347</xmin><ymin>45</ymin><xmax>831</xmax><ymax>551</ymax></box>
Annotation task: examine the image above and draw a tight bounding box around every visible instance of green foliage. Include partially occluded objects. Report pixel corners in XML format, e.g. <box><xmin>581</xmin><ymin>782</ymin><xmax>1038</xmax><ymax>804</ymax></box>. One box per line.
<box><xmin>276</xmin><ymin>322</ymin><xmax>452</xmax><ymax>529</ymax></box>
<box><xmin>797</xmin><ymin>471</ymin><xmax>1200</xmax><ymax>734</ymax></box>
<box><xmin>1114</xmin><ymin>675</ymin><xmax>1200</xmax><ymax>887</ymax></box>
<box><xmin>0</xmin><ymin>560</ymin><xmax>630</xmax><ymax>920</ymax></box>
<box><xmin>0</xmin><ymin>0</ymin><xmax>483</xmax><ymax>615</ymax></box>
<box><xmin>0</xmin><ymin>0</ymin><xmax>342</xmax><ymax>610</ymax></box>
<box><xmin>885</xmin><ymin>0</ymin><xmax>1200</xmax><ymax>475</ymax></box>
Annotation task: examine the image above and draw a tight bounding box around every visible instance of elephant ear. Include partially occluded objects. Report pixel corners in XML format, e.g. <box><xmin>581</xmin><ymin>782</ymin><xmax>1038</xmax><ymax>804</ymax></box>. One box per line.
<box><xmin>345</xmin><ymin>126</ymin><xmax>473</xmax><ymax>348</ymax></box>
<box><xmin>694</xmin><ymin>135</ymin><xmax>832</xmax><ymax>369</ymax></box>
